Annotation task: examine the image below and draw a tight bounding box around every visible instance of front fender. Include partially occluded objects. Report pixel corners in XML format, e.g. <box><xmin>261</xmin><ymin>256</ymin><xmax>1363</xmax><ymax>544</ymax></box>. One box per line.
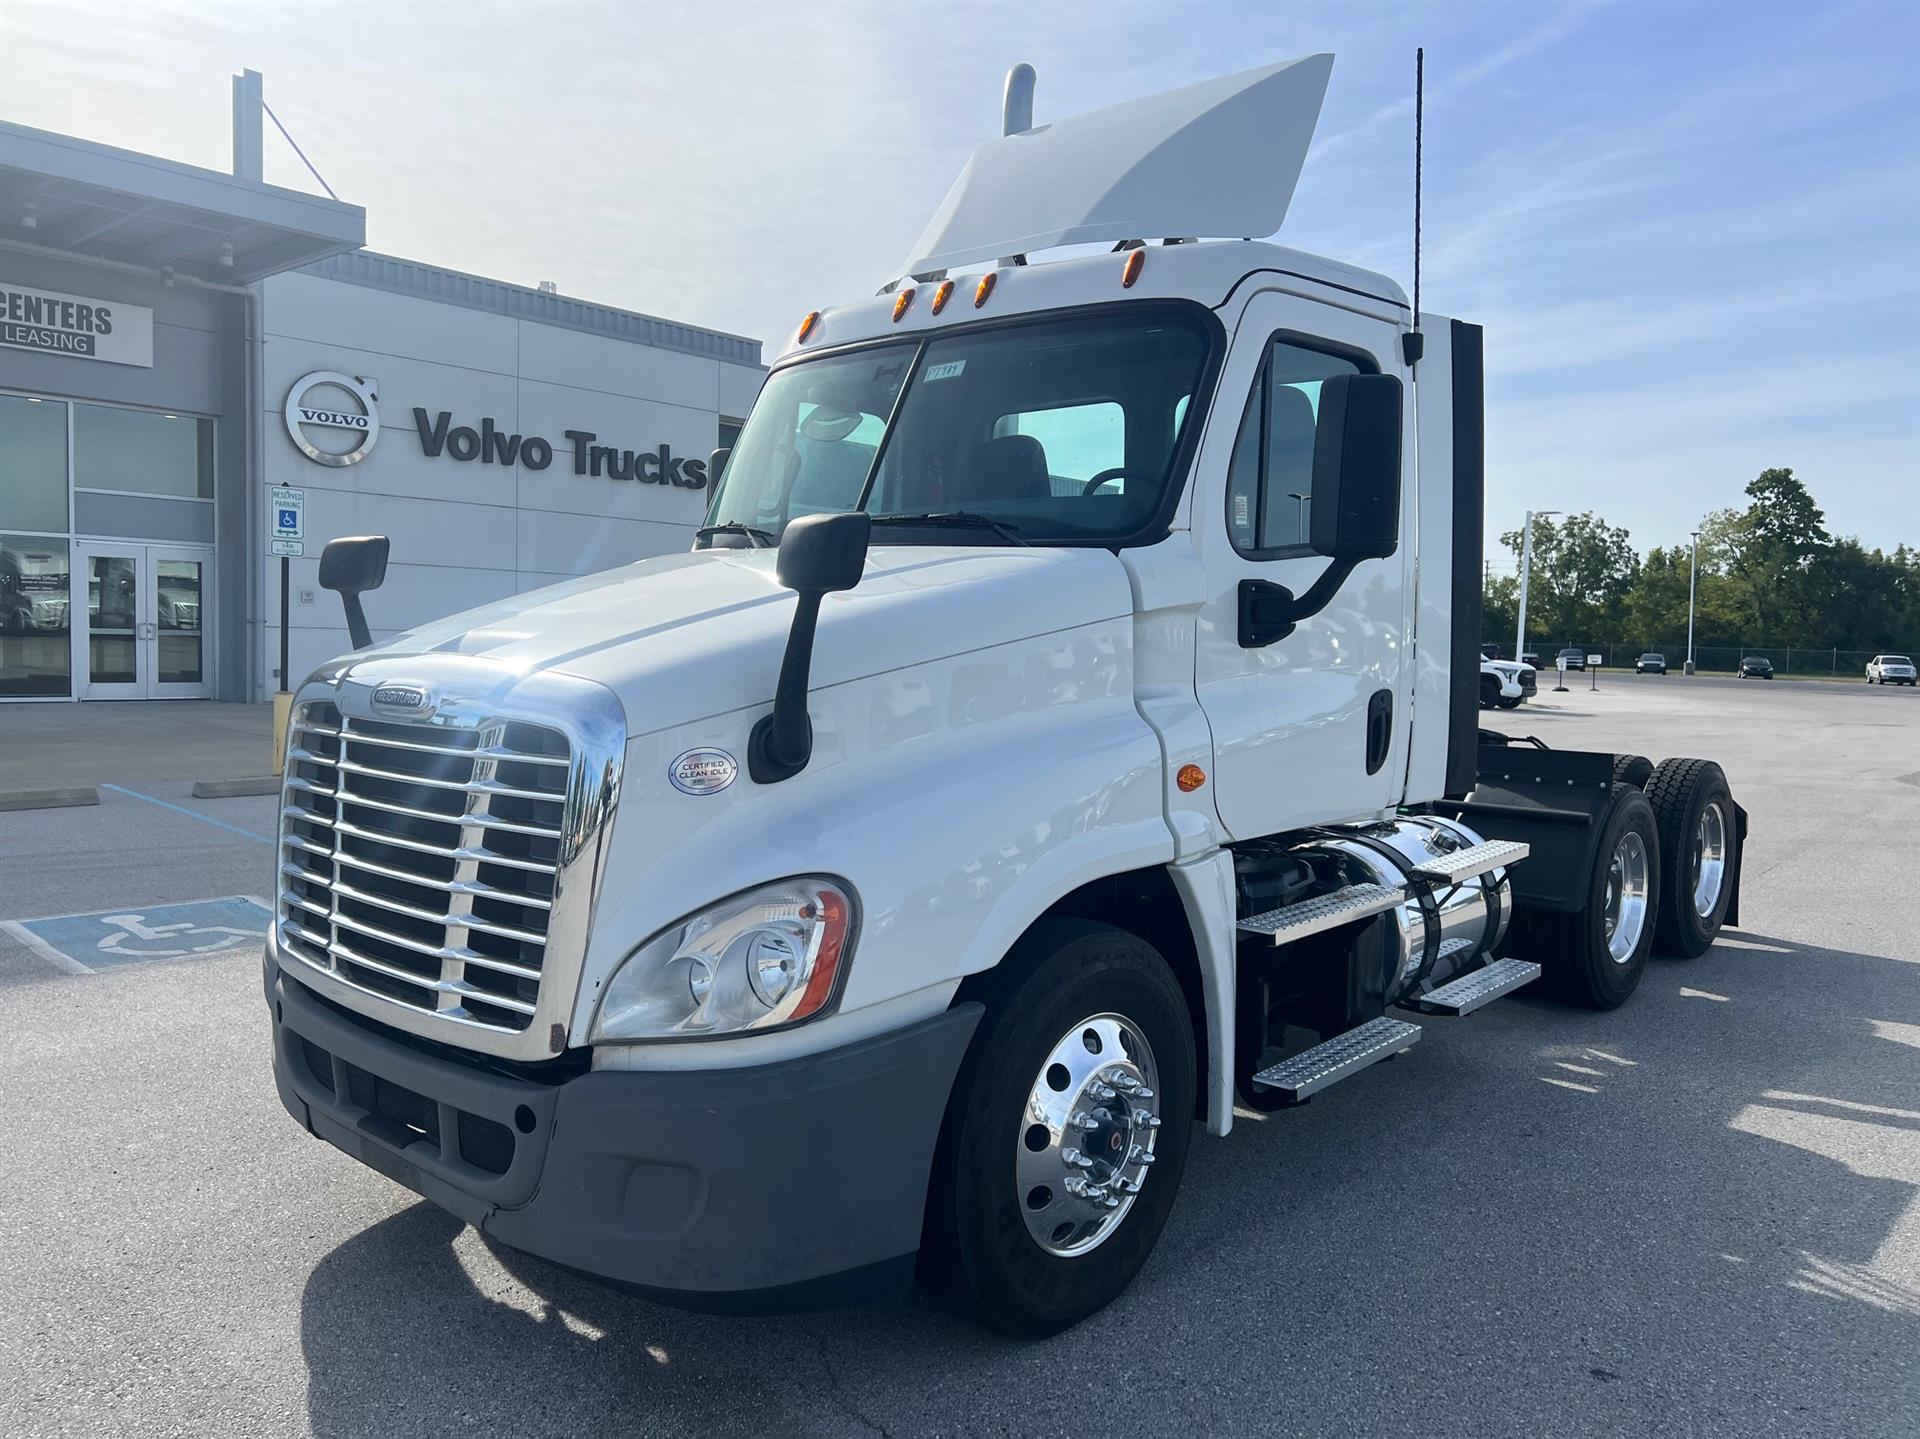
<box><xmin>571</xmin><ymin>615</ymin><xmax>1175</xmax><ymax>1047</ymax></box>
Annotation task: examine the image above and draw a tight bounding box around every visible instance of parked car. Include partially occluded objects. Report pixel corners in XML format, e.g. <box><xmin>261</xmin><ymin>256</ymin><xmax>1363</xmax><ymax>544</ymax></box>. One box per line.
<box><xmin>1738</xmin><ymin>656</ymin><xmax>1775</xmax><ymax>679</ymax></box>
<box><xmin>1866</xmin><ymin>654</ymin><xmax>1916</xmax><ymax>685</ymax></box>
<box><xmin>1519</xmin><ymin>650</ymin><xmax>1542</xmax><ymax>669</ymax></box>
<box><xmin>1554</xmin><ymin>647</ymin><xmax>1586</xmax><ymax>671</ymax></box>
<box><xmin>1480</xmin><ymin>657</ymin><xmax>1536</xmax><ymax>709</ymax></box>
<box><xmin>1635</xmin><ymin>653</ymin><xmax>1667</xmax><ymax>674</ymax></box>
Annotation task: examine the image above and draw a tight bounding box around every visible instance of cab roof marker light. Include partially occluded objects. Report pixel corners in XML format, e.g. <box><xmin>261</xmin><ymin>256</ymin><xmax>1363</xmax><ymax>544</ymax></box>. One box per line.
<box><xmin>892</xmin><ymin>287</ymin><xmax>916</xmax><ymax>322</ymax></box>
<box><xmin>974</xmin><ymin>271</ymin><xmax>997</xmax><ymax>308</ymax></box>
<box><xmin>930</xmin><ymin>279</ymin><xmax>955</xmax><ymax>315</ymax></box>
<box><xmin>797</xmin><ymin>310</ymin><xmax>820</xmax><ymax>343</ymax></box>
<box><xmin>1121</xmin><ymin>248</ymin><xmax>1145</xmax><ymax>288</ymax></box>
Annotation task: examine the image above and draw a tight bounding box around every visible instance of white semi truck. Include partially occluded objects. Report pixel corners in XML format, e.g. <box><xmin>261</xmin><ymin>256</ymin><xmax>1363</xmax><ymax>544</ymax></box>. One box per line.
<box><xmin>267</xmin><ymin>55</ymin><xmax>1747</xmax><ymax>1337</ymax></box>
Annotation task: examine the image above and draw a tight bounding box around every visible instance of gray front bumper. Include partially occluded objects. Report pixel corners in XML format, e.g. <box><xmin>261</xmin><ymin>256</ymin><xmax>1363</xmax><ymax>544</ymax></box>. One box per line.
<box><xmin>268</xmin><ymin>954</ymin><xmax>981</xmax><ymax>1310</ymax></box>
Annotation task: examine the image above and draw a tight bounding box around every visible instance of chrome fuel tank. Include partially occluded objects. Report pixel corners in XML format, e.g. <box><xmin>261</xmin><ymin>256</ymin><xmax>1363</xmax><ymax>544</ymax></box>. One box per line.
<box><xmin>1291</xmin><ymin>815</ymin><xmax>1512</xmax><ymax>1002</ymax></box>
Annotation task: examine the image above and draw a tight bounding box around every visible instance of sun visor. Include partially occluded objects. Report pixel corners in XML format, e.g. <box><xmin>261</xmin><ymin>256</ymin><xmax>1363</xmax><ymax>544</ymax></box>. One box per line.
<box><xmin>901</xmin><ymin>54</ymin><xmax>1334</xmax><ymax>276</ymax></box>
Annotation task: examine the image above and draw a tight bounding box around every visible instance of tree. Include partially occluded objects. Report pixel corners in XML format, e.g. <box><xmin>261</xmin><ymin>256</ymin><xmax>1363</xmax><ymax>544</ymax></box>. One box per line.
<box><xmin>1498</xmin><ymin>511</ymin><xmax>1637</xmax><ymax>646</ymax></box>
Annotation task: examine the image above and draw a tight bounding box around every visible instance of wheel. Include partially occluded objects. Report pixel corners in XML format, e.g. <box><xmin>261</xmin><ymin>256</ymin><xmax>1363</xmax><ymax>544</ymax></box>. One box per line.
<box><xmin>1612</xmin><ymin>753</ymin><xmax>1654</xmax><ymax>789</ymax></box>
<box><xmin>1526</xmin><ymin>783</ymin><xmax>1659</xmax><ymax>1009</ymax></box>
<box><xmin>1496</xmin><ymin>695</ymin><xmax>1524</xmax><ymax>709</ymax></box>
<box><xmin>1646</xmin><ymin>757</ymin><xmax>1736</xmax><ymax>957</ymax></box>
<box><xmin>1480</xmin><ymin>675</ymin><xmax>1499</xmax><ymax>709</ymax></box>
<box><xmin>922</xmin><ymin>918</ymin><xmax>1196</xmax><ymax>1337</ymax></box>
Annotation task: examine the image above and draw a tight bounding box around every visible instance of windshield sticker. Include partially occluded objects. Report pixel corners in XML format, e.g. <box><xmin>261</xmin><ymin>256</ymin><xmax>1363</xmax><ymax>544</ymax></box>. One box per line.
<box><xmin>922</xmin><ymin>360</ymin><xmax>967</xmax><ymax>382</ymax></box>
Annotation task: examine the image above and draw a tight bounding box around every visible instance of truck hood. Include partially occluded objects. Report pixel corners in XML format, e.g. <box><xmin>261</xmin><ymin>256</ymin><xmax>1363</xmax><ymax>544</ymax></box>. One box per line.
<box><xmin>358</xmin><ymin>545</ymin><xmax>1134</xmax><ymax>737</ymax></box>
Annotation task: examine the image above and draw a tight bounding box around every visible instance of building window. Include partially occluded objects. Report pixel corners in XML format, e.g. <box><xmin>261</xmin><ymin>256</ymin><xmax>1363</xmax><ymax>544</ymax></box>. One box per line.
<box><xmin>718</xmin><ymin>417</ymin><xmax>745</xmax><ymax>452</ymax></box>
<box><xmin>1</xmin><ymin>534</ymin><xmax>71</xmax><ymax>697</ymax></box>
<box><xmin>0</xmin><ymin>393</ymin><xmax>70</xmax><ymax>533</ymax></box>
<box><xmin>73</xmin><ymin>403</ymin><xmax>214</xmax><ymax>499</ymax></box>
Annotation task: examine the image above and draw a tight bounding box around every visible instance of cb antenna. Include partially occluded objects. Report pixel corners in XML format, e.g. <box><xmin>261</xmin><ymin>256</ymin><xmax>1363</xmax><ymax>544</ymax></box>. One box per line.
<box><xmin>1403</xmin><ymin>47</ymin><xmax>1425</xmax><ymax>371</ymax></box>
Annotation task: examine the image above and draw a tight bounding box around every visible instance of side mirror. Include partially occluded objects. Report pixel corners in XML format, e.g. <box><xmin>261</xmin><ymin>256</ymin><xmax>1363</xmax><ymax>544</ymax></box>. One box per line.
<box><xmin>750</xmin><ymin>512</ymin><xmax>871</xmax><ymax>783</ymax></box>
<box><xmin>319</xmin><ymin>535</ymin><xmax>390</xmax><ymax>650</ymax></box>
<box><xmin>1238</xmin><ymin>374</ymin><xmax>1404</xmax><ymax>649</ymax></box>
<box><xmin>1308</xmin><ymin>372</ymin><xmax>1403</xmax><ymax>561</ymax></box>
<box><xmin>709</xmin><ymin>446</ymin><xmax>731</xmax><ymax>485</ymax></box>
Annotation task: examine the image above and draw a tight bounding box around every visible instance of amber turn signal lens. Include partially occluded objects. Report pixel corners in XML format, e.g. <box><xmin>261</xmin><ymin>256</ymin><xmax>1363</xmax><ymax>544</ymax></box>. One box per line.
<box><xmin>1121</xmin><ymin>249</ymin><xmax>1145</xmax><ymax>289</ymax></box>
<box><xmin>930</xmin><ymin>279</ymin><xmax>954</xmax><ymax>315</ymax></box>
<box><xmin>893</xmin><ymin>288</ymin><xmax>916</xmax><ymax>322</ymax></box>
<box><xmin>797</xmin><ymin>310</ymin><xmax>819</xmax><ymax>343</ymax></box>
<box><xmin>1176</xmin><ymin>763</ymin><xmax>1206</xmax><ymax>792</ymax></box>
<box><xmin>974</xmin><ymin>271</ymin><xmax>997</xmax><ymax>308</ymax></box>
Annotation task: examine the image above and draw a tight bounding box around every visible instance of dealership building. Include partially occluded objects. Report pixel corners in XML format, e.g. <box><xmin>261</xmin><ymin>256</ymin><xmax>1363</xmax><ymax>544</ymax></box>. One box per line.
<box><xmin>0</xmin><ymin>73</ymin><xmax>764</xmax><ymax>704</ymax></box>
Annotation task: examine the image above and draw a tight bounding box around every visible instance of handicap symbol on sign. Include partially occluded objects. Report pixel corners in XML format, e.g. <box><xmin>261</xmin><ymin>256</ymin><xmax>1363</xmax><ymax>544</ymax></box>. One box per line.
<box><xmin>278</xmin><ymin>508</ymin><xmax>299</xmax><ymax>530</ymax></box>
<box><xmin>96</xmin><ymin>912</ymin><xmax>262</xmax><ymax>959</ymax></box>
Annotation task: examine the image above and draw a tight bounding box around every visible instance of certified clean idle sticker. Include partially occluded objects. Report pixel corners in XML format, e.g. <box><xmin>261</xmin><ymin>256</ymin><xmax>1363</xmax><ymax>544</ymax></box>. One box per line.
<box><xmin>668</xmin><ymin>748</ymin><xmax>738</xmax><ymax>795</ymax></box>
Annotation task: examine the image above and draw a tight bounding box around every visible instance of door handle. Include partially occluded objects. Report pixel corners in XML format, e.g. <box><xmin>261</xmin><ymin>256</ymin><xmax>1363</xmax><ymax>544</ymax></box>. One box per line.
<box><xmin>1365</xmin><ymin>688</ymin><xmax>1393</xmax><ymax>775</ymax></box>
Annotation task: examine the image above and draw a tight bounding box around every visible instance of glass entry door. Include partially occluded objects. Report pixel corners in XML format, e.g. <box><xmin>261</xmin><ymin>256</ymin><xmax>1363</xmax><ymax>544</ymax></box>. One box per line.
<box><xmin>73</xmin><ymin>542</ymin><xmax>213</xmax><ymax>699</ymax></box>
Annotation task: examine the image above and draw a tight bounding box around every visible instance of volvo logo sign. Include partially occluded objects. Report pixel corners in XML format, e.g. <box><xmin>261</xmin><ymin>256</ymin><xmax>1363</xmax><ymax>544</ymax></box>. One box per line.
<box><xmin>286</xmin><ymin>371</ymin><xmax>380</xmax><ymax>468</ymax></box>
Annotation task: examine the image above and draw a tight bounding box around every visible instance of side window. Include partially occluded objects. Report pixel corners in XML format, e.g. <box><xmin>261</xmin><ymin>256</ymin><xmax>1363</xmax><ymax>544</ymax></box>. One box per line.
<box><xmin>994</xmin><ymin>401</ymin><xmax>1125</xmax><ymax>496</ymax></box>
<box><xmin>1226</xmin><ymin>338</ymin><xmax>1367</xmax><ymax>556</ymax></box>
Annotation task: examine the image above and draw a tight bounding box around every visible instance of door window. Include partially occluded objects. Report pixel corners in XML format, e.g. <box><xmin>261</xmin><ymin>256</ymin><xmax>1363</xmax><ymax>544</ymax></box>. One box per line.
<box><xmin>1226</xmin><ymin>339</ymin><xmax>1368</xmax><ymax>557</ymax></box>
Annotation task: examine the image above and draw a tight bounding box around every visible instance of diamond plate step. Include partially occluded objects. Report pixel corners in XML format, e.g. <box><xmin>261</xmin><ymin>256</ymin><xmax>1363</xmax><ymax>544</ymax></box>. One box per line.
<box><xmin>1250</xmin><ymin>1015</ymin><xmax>1422</xmax><ymax>1102</ymax></box>
<box><xmin>1238</xmin><ymin>883</ymin><xmax>1405</xmax><ymax>946</ymax></box>
<box><xmin>1407</xmin><ymin>839</ymin><xmax>1530</xmax><ymax>887</ymax></box>
<box><xmin>1409</xmin><ymin>956</ymin><xmax>1542</xmax><ymax>1017</ymax></box>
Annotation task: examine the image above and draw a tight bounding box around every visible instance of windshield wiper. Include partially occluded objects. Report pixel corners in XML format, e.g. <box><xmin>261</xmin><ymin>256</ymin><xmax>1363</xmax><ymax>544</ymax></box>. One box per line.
<box><xmin>869</xmin><ymin>511</ymin><xmax>1029</xmax><ymax>546</ymax></box>
<box><xmin>695</xmin><ymin>522</ymin><xmax>775</xmax><ymax>549</ymax></box>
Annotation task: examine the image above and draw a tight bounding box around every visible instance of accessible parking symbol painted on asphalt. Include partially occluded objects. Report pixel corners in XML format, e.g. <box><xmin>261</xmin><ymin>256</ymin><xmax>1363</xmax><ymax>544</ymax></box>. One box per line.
<box><xmin>2</xmin><ymin>897</ymin><xmax>273</xmax><ymax>974</ymax></box>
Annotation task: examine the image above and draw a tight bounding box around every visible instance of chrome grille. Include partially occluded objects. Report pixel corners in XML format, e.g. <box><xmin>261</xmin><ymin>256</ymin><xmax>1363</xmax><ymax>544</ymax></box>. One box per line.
<box><xmin>276</xmin><ymin>699</ymin><xmax>573</xmax><ymax>1033</ymax></box>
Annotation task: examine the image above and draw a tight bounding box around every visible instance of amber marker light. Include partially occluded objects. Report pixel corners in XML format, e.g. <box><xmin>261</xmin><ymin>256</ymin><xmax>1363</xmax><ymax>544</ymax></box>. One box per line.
<box><xmin>892</xmin><ymin>287</ymin><xmax>916</xmax><ymax>322</ymax></box>
<box><xmin>797</xmin><ymin>310</ymin><xmax>820</xmax><ymax>343</ymax></box>
<box><xmin>1121</xmin><ymin>249</ymin><xmax>1145</xmax><ymax>288</ymax></box>
<box><xmin>930</xmin><ymin>279</ymin><xmax>955</xmax><ymax>315</ymax></box>
<box><xmin>1177</xmin><ymin>763</ymin><xmax>1207</xmax><ymax>792</ymax></box>
<box><xmin>974</xmin><ymin>271</ymin><xmax>997</xmax><ymax>308</ymax></box>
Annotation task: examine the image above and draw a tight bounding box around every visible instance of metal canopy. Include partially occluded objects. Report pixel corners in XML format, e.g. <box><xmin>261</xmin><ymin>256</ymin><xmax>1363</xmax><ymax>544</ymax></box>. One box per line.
<box><xmin>0</xmin><ymin>121</ymin><xmax>364</xmax><ymax>285</ymax></box>
<box><xmin>901</xmin><ymin>54</ymin><xmax>1334</xmax><ymax>276</ymax></box>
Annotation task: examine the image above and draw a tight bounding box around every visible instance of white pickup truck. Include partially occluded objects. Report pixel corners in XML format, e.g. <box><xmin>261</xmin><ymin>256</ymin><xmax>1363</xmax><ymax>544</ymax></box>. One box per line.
<box><xmin>267</xmin><ymin>55</ymin><xmax>1747</xmax><ymax>1337</ymax></box>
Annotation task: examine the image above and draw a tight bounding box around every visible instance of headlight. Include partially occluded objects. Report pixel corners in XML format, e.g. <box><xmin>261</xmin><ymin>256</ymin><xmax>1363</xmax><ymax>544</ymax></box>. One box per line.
<box><xmin>590</xmin><ymin>877</ymin><xmax>855</xmax><ymax>1042</ymax></box>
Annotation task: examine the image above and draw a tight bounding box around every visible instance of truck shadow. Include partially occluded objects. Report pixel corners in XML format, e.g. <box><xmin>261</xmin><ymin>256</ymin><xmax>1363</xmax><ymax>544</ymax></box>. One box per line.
<box><xmin>298</xmin><ymin>929</ymin><xmax>1920</xmax><ymax>1436</ymax></box>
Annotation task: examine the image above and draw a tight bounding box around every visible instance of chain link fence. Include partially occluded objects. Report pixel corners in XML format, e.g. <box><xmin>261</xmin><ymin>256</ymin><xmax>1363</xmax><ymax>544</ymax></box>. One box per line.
<box><xmin>1516</xmin><ymin>642</ymin><xmax>1888</xmax><ymax>677</ymax></box>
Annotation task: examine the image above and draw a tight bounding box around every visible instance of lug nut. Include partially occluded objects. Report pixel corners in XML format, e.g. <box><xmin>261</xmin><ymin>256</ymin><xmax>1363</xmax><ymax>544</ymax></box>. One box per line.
<box><xmin>1090</xmin><ymin>1083</ymin><xmax>1117</xmax><ymax>1100</ymax></box>
<box><xmin>1062</xmin><ymin>1148</ymin><xmax>1094</xmax><ymax>1169</ymax></box>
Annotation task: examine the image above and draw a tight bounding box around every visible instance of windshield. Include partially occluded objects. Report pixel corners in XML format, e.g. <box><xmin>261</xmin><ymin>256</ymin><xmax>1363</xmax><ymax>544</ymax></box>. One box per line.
<box><xmin>703</xmin><ymin>310</ymin><xmax>1213</xmax><ymax>544</ymax></box>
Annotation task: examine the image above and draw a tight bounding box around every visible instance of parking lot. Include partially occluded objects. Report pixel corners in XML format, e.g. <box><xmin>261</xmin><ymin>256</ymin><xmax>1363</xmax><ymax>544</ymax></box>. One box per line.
<box><xmin>2</xmin><ymin>674</ymin><xmax>1916</xmax><ymax>1437</ymax></box>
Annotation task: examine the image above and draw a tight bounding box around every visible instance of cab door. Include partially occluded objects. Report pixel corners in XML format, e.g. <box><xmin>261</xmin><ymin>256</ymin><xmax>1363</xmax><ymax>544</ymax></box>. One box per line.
<box><xmin>1190</xmin><ymin>289</ymin><xmax>1414</xmax><ymax>840</ymax></box>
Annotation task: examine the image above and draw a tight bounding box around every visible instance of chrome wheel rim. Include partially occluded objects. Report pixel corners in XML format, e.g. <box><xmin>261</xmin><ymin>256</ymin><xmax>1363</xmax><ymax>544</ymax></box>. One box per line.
<box><xmin>1693</xmin><ymin>801</ymin><xmax>1728</xmax><ymax>918</ymax></box>
<box><xmin>1016</xmin><ymin>1013</ymin><xmax>1161</xmax><ymax>1258</ymax></box>
<box><xmin>1604</xmin><ymin>830</ymin><xmax>1651</xmax><ymax>963</ymax></box>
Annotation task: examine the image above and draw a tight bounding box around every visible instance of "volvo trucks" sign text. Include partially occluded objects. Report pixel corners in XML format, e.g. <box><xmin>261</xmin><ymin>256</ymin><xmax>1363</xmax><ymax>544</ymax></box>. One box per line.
<box><xmin>412</xmin><ymin>409</ymin><xmax>709</xmax><ymax>489</ymax></box>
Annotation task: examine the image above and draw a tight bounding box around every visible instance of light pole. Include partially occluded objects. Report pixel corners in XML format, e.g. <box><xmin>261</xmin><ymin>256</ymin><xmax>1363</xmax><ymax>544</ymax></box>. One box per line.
<box><xmin>1685</xmin><ymin>529</ymin><xmax>1700</xmax><ymax>676</ymax></box>
<box><xmin>1514</xmin><ymin>509</ymin><xmax>1560</xmax><ymax>663</ymax></box>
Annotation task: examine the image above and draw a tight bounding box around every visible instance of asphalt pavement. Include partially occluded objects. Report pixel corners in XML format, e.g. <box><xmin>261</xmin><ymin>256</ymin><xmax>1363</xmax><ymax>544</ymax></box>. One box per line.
<box><xmin>1</xmin><ymin>675</ymin><xmax>1915</xmax><ymax>1436</ymax></box>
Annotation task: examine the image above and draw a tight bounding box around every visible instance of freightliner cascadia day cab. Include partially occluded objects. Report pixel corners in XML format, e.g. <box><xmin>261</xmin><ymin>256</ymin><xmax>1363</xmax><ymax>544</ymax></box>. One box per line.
<box><xmin>267</xmin><ymin>55</ymin><xmax>1749</xmax><ymax>1336</ymax></box>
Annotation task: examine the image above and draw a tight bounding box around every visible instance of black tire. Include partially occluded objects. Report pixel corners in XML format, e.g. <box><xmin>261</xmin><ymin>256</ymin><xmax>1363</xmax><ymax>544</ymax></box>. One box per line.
<box><xmin>1612</xmin><ymin>753</ymin><xmax>1654</xmax><ymax>789</ymax></box>
<box><xmin>1526</xmin><ymin>783</ymin><xmax>1660</xmax><ymax>1009</ymax></box>
<box><xmin>1646</xmin><ymin>757</ymin><xmax>1736</xmax><ymax>958</ymax></box>
<box><xmin>1480</xmin><ymin>675</ymin><xmax>1499</xmax><ymax>709</ymax></box>
<box><xmin>922</xmin><ymin>919</ymin><xmax>1196</xmax><ymax>1337</ymax></box>
<box><xmin>1496</xmin><ymin>695</ymin><xmax>1524</xmax><ymax>709</ymax></box>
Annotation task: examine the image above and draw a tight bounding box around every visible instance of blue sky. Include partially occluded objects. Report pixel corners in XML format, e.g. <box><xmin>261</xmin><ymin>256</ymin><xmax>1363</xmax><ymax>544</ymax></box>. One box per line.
<box><xmin>4</xmin><ymin>0</ymin><xmax>1915</xmax><ymax>556</ymax></box>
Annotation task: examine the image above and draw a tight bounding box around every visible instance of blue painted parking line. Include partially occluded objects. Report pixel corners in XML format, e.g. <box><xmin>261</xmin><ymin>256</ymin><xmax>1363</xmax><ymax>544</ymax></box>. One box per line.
<box><xmin>99</xmin><ymin>784</ymin><xmax>275</xmax><ymax>844</ymax></box>
<box><xmin>2</xmin><ymin>896</ymin><xmax>273</xmax><ymax>974</ymax></box>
